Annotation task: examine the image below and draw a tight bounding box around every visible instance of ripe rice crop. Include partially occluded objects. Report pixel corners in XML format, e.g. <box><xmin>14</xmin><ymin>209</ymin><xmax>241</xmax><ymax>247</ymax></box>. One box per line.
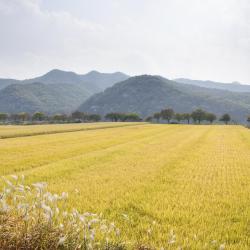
<box><xmin>0</xmin><ymin>122</ymin><xmax>143</xmax><ymax>139</ymax></box>
<box><xmin>0</xmin><ymin>124</ymin><xmax>250</xmax><ymax>249</ymax></box>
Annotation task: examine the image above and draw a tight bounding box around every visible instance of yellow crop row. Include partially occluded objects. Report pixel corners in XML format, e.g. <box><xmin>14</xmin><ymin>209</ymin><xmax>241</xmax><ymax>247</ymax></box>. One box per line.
<box><xmin>0</xmin><ymin>122</ymin><xmax>143</xmax><ymax>139</ymax></box>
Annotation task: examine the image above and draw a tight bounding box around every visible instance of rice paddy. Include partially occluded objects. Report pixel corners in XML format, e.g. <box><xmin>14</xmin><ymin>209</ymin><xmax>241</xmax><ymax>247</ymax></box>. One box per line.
<box><xmin>0</xmin><ymin>123</ymin><xmax>250</xmax><ymax>249</ymax></box>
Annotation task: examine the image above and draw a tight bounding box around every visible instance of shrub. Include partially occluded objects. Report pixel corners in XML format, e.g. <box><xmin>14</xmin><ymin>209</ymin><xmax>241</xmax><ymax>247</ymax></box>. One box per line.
<box><xmin>0</xmin><ymin>176</ymin><xmax>123</xmax><ymax>250</ymax></box>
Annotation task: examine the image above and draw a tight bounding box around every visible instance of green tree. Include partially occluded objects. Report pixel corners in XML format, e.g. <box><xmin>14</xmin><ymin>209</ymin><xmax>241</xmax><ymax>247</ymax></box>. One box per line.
<box><xmin>123</xmin><ymin>113</ymin><xmax>141</xmax><ymax>122</ymax></box>
<box><xmin>145</xmin><ymin>116</ymin><xmax>152</xmax><ymax>122</ymax></box>
<box><xmin>220</xmin><ymin>113</ymin><xmax>231</xmax><ymax>124</ymax></box>
<box><xmin>247</xmin><ymin>116</ymin><xmax>250</xmax><ymax>123</ymax></box>
<box><xmin>175</xmin><ymin>113</ymin><xmax>183</xmax><ymax>123</ymax></box>
<box><xmin>71</xmin><ymin>111</ymin><xmax>85</xmax><ymax>122</ymax></box>
<box><xmin>105</xmin><ymin>113</ymin><xmax>117</xmax><ymax>122</ymax></box>
<box><xmin>105</xmin><ymin>113</ymin><xmax>122</xmax><ymax>122</ymax></box>
<box><xmin>18</xmin><ymin>112</ymin><xmax>30</xmax><ymax>122</ymax></box>
<box><xmin>191</xmin><ymin>109</ymin><xmax>206</xmax><ymax>124</ymax></box>
<box><xmin>32</xmin><ymin>112</ymin><xmax>46</xmax><ymax>121</ymax></box>
<box><xmin>0</xmin><ymin>113</ymin><xmax>8</xmax><ymax>122</ymax></box>
<box><xmin>86</xmin><ymin>114</ymin><xmax>101</xmax><ymax>122</ymax></box>
<box><xmin>182</xmin><ymin>113</ymin><xmax>191</xmax><ymax>124</ymax></box>
<box><xmin>10</xmin><ymin>114</ymin><xmax>19</xmax><ymax>122</ymax></box>
<box><xmin>53</xmin><ymin>114</ymin><xmax>67</xmax><ymax>123</ymax></box>
<box><xmin>153</xmin><ymin>112</ymin><xmax>161</xmax><ymax>123</ymax></box>
<box><xmin>160</xmin><ymin>108</ymin><xmax>174</xmax><ymax>123</ymax></box>
<box><xmin>205</xmin><ymin>113</ymin><xmax>217</xmax><ymax>124</ymax></box>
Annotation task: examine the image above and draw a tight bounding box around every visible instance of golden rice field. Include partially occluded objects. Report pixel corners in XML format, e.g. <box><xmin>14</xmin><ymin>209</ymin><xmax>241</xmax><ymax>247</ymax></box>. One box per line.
<box><xmin>0</xmin><ymin>122</ymin><xmax>142</xmax><ymax>139</ymax></box>
<box><xmin>0</xmin><ymin>123</ymin><xmax>250</xmax><ymax>249</ymax></box>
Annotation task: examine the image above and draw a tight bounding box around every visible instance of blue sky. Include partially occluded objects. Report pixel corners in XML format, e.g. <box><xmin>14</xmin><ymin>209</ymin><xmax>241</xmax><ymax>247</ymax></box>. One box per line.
<box><xmin>0</xmin><ymin>0</ymin><xmax>250</xmax><ymax>84</ymax></box>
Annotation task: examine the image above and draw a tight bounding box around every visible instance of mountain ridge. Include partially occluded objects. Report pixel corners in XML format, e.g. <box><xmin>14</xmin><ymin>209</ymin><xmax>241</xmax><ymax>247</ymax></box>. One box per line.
<box><xmin>79</xmin><ymin>75</ymin><xmax>250</xmax><ymax>122</ymax></box>
<box><xmin>0</xmin><ymin>70</ymin><xmax>130</xmax><ymax>114</ymax></box>
<box><xmin>175</xmin><ymin>78</ymin><xmax>250</xmax><ymax>92</ymax></box>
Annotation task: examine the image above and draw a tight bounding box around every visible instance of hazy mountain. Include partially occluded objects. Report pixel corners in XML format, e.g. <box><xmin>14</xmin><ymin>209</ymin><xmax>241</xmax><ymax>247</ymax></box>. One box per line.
<box><xmin>80</xmin><ymin>70</ymin><xmax>129</xmax><ymax>90</ymax></box>
<box><xmin>175</xmin><ymin>78</ymin><xmax>250</xmax><ymax>92</ymax></box>
<box><xmin>0</xmin><ymin>69</ymin><xmax>129</xmax><ymax>93</ymax></box>
<box><xmin>0</xmin><ymin>82</ymin><xmax>92</xmax><ymax>114</ymax></box>
<box><xmin>0</xmin><ymin>69</ymin><xmax>129</xmax><ymax>114</ymax></box>
<box><xmin>0</xmin><ymin>79</ymin><xmax>20</xmax><ymax>90</ymax></box>
<box><xmin>24</xmin><ymin>69</ymin><xmax>85</xmax><ymax>84</ymax></box>
<box><xmin>79</xmin><ymin>75</ymin><xmax>250</xmax><ymax>122</ymax></box>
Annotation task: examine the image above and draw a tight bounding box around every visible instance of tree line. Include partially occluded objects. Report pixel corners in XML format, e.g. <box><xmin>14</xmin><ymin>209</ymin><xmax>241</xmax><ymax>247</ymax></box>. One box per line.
<box><xmin>147</xmin><ymin>108</ymin><xmax>235</xmax><ymax>124</ymax></box>
<box><xmin>0</xmin><ymin>110</ymin><xmax>249</xmax><ymax>125</ymax></box>
<box><xmin>0</xmin><ymin>112</ymin><xmax>101</xmax><ymax>124</ymax></box>
<box><xmin>0</xmin><ymin>111</ymin><xmax>141</xmax><ymax>124</ymax></box>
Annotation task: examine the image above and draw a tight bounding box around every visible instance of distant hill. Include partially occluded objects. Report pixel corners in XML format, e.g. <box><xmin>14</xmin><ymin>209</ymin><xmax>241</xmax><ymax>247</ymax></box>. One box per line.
<box><xmin>0</xmin><ymin>70</ymin><xmax>129</xmax><ymax>114</ymax></box>
<box><xmin>0</xmin><ymin>82</ymin><xmax>92</xmax><ymax>114</ymax></box>
<box><xmin>80</xmin><ymin>70</ymin><xmax>129</xmax><ymax>90</ymax></box>
<box><xmin>0</xmin><ymin>83</ymin><xmax>91</xmax><ymax>113</ymax></box>
<box><xmin>23</xmin><ymin>69</ymin><xmax>129</xmax><ymax>93</ymax></box>
<box><xmin>175</xmin><ymin>78</ymin><xmax>250</xmax><ymax>92</ymax></box>
<box><xmin>79</xmin><ymin>75</ymin><xmax>250</xmax><ymax>122</ymax></box>
<box><xmin>0</xmin><ymin>79</ymin><xmax>20</xmax><ymax>90</ymax></box>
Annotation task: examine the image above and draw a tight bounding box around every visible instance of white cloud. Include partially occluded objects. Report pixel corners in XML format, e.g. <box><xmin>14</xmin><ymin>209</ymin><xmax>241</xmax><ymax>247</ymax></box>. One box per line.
<box><xmin>0</xmin><ymin>0</ymin><xmax>250</xmax><ymax>83</ymax></box>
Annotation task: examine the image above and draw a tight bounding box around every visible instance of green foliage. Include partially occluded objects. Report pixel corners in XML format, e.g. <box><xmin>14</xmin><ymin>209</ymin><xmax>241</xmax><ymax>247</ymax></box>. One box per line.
<box><xmin>145</xmin><ymin>116</ymin><xmax>153</xmax><ymax>122</ymax></box>
<box><xmin>86</xmin><ymin>114</ymin><xmax>102</xmax><ymax>122</ymax></box>
<box><xmin>191</xmin><ymin>109</ymin><xmax>206</xmax><ymax>124</ymax></box>
<box><xmin>32</xmin><ymin>112</ymin><xmax>46</xmax><ymax>121</ymax></box>
<box><xmin>71</xmin><ymin>111</ymin><xmax>85</xmax><ymax>121</ymax></box>
<box><xmin>175</xmin><ymin>113</ymin><xmax>183</xmax><ymax>122</ymax></box>
<box><xmin>160</xmin><ymin>108</ymin><xmax>174</xmax><ymax>123</ymax></box>
<box><xmin>205</xmin><ymin>113</ymin><xmax>217</xmax><ymax>124</ymax></box>
<box><xmin>153</xmin><ymin>112</ymin><xmax>161</xmax><ymax>122</ymax></box>
<box><xmin>18</xmin><ymin>112</ymin><xmax>30</xmax><ymax>121</ymax></box>
<box><xmin>220</xmin><ymin>113</ymin><xmax>231</xmax><ymax>124</ymax></box>
<box><xmin>182</xmin><ymin>113</ymin><xmax>191</xmax><ymax>124</ymax></box>
<box><xmin>0</xmin><ymin>113</ymin><xmax>8</xmax><ymax>121</ymax></box>
<box><xmin>105</xmin><ymin>113</ymin><xmax>141</xmax><ymax>122</ymax></box>
<box><xmin>53</xmin><ymin>114</ymin><xmax>68</xmax><ymax>122</ymax></box>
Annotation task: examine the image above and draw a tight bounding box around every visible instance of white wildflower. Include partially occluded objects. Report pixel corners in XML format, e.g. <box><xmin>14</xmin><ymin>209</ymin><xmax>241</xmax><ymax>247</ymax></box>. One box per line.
<box><xmin>11</xmin><ymin>175</ymin><xmax>18</xmax><ymax>181</ymax></box>
<box><xmin>0</xmin><ymin>200</ymin><xmax>9</xmax><ymax>213</ymax></box>
<box><xmin>90</xmin><ymin>229</ymin><xmax>95</xmax><ymax>241</ymax></box>
<box><xmin>168</xmin><ymin>230</ymin><xmax>176</xmax><ymax>244</ymax></box>
<box><xmin>100</xmin><ymin>224</ymin><xmax>108</xmax><ymax>232</ymax></box>
<box><xmin>5</xmin><ymin>180</ymin><xmax>14</xmax><ymax>188</ymax></box>
<box><xmin>32</xmin><ymin>182</ymin><xmax>47</xmax><ymax>190</ymax></box>
<box><xmin>219</xmin><ymin>243</ymin><xmax>226</xmax><ymax>250</ymax></box>
<box><xmin>116</xmin><ymin>228</ymin><xmax>120</xmax><ymax>236</ymax></box>
<box><xmin>61</xmin><ymin>192</ymin><xmax>68</xmax><ymax>200</ymax></box>
<box><xmin>79</xmin><ymin>215</ymin><xmax>86</xmax><ymax>223</ymax></box>
<box><xmin>90</xmin><ymin>218</ymin><xmax>99</xmax><ymax>224</ymax></box>
<box><xmin>57</xmin><ymin>236</ymin><xmax>66</xmax><ymax>246</ymax></box>
<box><xmin>168</xmin><ymin>239</ymin><xmax>176</xmax><ymax>244</ymax></box>
<box><xmin>83</xmin><ymin>212</ymin><xmax>91</xmax><ymax>217</ymax></box>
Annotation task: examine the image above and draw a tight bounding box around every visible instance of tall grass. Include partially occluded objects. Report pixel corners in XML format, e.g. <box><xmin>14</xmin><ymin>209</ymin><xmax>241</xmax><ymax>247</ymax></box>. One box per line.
<box><xmin>0</xmin><ymin>176</ymin><xmax>123</xmax><ymax>250</ymax></box>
